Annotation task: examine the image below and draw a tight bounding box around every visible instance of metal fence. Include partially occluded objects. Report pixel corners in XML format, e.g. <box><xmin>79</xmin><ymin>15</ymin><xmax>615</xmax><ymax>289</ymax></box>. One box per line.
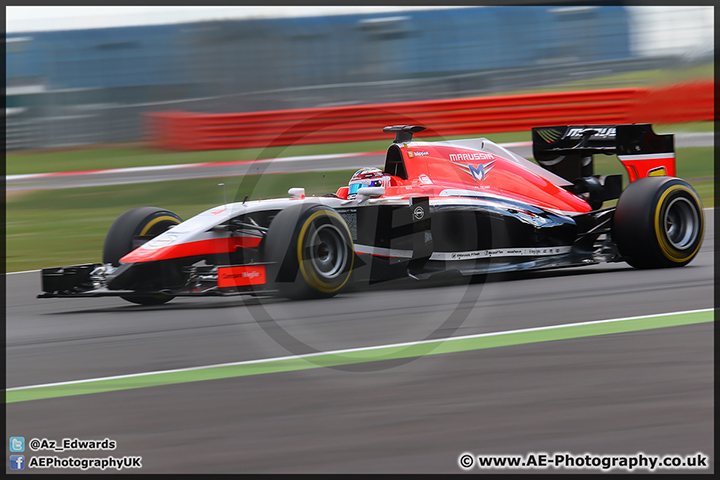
<box><xmin>5</xmin><ymin>6</ymin><xmax>714</xmax><ymax>151</ymax></box>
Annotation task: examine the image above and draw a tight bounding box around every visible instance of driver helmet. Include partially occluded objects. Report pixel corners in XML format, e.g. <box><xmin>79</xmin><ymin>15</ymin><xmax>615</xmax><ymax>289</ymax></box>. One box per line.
<box><xmin>348</xmin><ymin>167</ymin><xmax>384</xmax><ymax>196</ymax></box>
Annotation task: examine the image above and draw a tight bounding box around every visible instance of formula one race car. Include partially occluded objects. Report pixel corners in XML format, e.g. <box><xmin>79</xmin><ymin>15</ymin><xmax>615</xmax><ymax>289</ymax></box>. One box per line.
<box><xmin>39</xmin><ymin>124</ymin><xmax>704</xmax><ymax>304</ymax></box>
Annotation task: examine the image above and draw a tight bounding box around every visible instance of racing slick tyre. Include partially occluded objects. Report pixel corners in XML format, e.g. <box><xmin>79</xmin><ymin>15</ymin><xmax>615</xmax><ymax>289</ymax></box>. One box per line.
<box><xmin>264</xmin><ymin>204</ymin><xmax>354</xmax><ymax>300</ymax></box>
<box><xmin>613</xmin><ymin>177</ymin><xmax>703</xmax><ymax>269</ymax></box>
<box><xmin>103</xmin><ymin>206</ymin><xmax>183</xmax><ymax>305</ymax></box>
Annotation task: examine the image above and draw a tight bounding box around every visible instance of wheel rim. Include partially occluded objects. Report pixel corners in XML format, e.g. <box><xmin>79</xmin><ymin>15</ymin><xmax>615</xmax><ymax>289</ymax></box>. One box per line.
<box><xmin>308</xmin><ymin>224</ymin><xmax>348</xmax><ymax>279</ymax></box>
<box><xmin>664</xmin><ymin>197</ymin><xmax>699</xmax><ymax>250</ymax></box>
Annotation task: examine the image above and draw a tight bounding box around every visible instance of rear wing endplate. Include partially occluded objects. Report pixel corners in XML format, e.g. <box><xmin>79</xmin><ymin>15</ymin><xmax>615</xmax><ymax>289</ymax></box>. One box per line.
<box><xmin>532</xmin><ymin>124</ymin><xmax>675</xmax><ymax>182</ymax></box>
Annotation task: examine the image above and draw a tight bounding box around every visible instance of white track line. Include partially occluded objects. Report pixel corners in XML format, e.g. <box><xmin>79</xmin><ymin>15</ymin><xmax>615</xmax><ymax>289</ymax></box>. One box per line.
<box><xmin>6</xmin><ymin>152</ymin><xmax>377</xmax><ymax>181</ymax></box>
<box><xmin>6</xmin><ymin>143</ymin><xmax>531</xmax><ymax>181</ymax></box>
<box><xmin>6</xmin><ymin>308</ymin><xmax>713</xmax><ymax>392</ymax></box>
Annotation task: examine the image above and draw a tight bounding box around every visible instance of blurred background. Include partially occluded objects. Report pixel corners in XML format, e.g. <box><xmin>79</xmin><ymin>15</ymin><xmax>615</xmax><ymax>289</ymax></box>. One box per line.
<box><xmin>5</xmin><ymin>5</ymin><xmax>714</xmax><ymax>151</ymax></box>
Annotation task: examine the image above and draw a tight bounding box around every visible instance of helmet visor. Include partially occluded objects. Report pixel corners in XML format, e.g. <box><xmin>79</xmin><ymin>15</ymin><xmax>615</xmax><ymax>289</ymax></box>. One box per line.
<box><xmin>348</xmin><ymin>180</ymin><xmax>381</xmax><ymax>195</ymax></box>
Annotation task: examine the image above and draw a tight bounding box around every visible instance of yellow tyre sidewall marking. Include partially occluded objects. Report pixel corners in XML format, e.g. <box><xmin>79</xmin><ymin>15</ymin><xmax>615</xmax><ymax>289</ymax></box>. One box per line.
<box><xmin>297</xmin><ymin>210</ymin><xmax>354</xmax><ymax>294</ymax></box>
<box><xmin>654</xmin><ymin>185</ymin><xmax>704</xmax><ymax>263</ymax></box>
<box><xmin>139</xmin><ymin>215</ymin><xmax>180</xmax><ymax>236</ymax></box>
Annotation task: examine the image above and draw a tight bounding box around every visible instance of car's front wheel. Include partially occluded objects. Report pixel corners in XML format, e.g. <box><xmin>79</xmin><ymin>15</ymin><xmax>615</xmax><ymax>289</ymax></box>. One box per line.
<box><xmin>103</xmin><ymin>206</ymin><xmax>183</xmax><ymax>305</ymax></box>
<box><xmin>264</xmin><ymin>204</ymin><xmax>354</xmax><ymax>299</ymax></box>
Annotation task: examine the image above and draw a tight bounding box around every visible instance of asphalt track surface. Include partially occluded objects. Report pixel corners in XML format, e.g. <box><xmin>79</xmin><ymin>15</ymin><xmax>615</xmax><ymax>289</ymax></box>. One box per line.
<box><xmin>5</xmin><ymin>208</ymin><xmax>714</xmax><ymax>473</ymax></box>
<box><xmin>6</xmin><ymin>132</ymin><xmax>713</xmax><ymax>191</ymax></box>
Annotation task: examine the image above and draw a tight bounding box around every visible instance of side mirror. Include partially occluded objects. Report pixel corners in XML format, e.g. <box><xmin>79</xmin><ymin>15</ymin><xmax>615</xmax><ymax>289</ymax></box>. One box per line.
<box><xmin>357</xmin><ymin>186</ymin><xmax>385</xmax><ymax>198</ymax></box>
<box><xmin>288</xmin><ymin>187</ymin><xmax>305</xmax><ymax>199</ymax></box>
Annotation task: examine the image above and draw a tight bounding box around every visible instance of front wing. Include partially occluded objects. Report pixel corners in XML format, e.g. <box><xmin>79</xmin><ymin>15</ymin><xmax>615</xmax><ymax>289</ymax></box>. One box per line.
<box><xmin>37</xmin><ymin>263</ymin><xmax>276</xmax><ymax>299</ymax></box>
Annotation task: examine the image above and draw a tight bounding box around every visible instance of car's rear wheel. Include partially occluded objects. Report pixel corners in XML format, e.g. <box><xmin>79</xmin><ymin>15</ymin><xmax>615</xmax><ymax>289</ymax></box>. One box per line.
<box><xmin>103</xmin><ymin>206</ymin><xmax>183</xmax><ymax>305</ymax></box>
<box><xmin>613</xmin><ymin>177</ymin><xmax>704</xmax><ymax>268</ymax></box>
<box><xmin>264</xmin><ymin>204</ymin><xmax>354</xmax><ymax>299</ymax></box>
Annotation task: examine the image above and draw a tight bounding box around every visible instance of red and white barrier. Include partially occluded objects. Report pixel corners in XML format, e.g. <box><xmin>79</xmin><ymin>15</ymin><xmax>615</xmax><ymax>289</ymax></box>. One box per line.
<box><xmin>145</xmin><ymin>81</ymin><xmax>714</xmax><ymax>151</ymax></box>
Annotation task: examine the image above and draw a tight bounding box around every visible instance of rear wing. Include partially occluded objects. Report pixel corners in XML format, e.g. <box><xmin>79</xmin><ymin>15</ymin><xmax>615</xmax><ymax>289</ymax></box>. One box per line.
<box><xmin>532</xmin><ymin>124</ymin><xmax>676</xmax><ymax>183</ymax></box>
